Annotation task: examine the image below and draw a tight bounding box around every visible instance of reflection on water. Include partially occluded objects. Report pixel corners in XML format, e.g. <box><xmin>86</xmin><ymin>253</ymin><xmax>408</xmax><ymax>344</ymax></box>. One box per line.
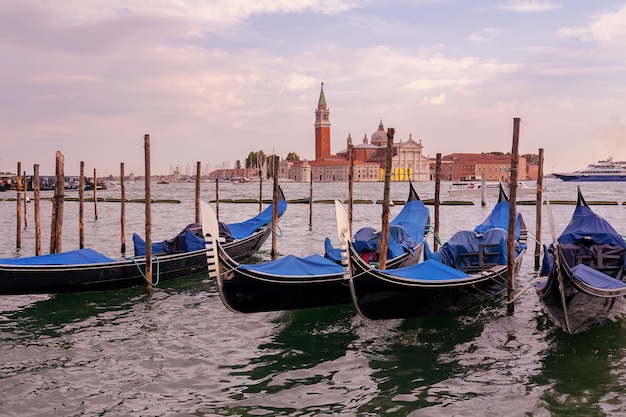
<box><xmin>534</xmin><ymin>321</ymin><xmax>626</xmax><ymax>416</ymax></box>
<box><xmin>0</xmin><ymin>179</ymin><xmax>626</xmax><ymax>415</ymax></box>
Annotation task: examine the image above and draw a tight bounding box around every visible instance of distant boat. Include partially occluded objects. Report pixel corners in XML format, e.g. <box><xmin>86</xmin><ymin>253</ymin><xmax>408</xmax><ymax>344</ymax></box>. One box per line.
<box><xmin>552</xmin><ymin>158</ymin><xmax>626</xmax><ymax>181</ymax></box>
<box><xmin>448</xmin><ymin>181</ymin><xmax>537</xmax><ymax>198</ymax></box>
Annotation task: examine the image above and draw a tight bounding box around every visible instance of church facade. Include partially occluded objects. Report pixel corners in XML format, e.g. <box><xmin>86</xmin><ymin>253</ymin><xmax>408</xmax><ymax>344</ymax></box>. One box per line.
<box><xmin>283</xmin><ymin>84</ymin><xmax>432</xmax><ymax>182</ymax></box>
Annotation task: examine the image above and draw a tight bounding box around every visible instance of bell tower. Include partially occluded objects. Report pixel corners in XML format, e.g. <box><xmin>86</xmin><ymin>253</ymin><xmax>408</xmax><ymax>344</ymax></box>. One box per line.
<box><xmin>314</xmin><ymin>83</ymin><xmax>331</xmax><ymax>160</ymax></box>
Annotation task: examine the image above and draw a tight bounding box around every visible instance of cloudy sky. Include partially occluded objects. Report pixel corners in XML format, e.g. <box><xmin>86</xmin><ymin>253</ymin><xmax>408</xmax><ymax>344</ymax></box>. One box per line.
<box><xmin>1</xmin><ymin>0</ymin><xmax>625</xmax><ymax>176</ymax></box>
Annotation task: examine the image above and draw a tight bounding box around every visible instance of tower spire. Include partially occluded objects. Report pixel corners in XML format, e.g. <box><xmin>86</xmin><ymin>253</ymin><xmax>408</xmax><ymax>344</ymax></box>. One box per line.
<box><xmin>314</xmin><ymin>83</ymin><xmax>331</xmax><ymax>160</ymax></box>
<box><xmin>318</xmin><ymin>82</ymin><xmax>327</xmax><ymax>108</ymax></box>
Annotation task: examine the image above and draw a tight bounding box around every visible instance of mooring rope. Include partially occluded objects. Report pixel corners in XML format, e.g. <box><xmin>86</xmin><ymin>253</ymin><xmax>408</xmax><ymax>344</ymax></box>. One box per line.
<box><xmin>271</xmin><ymin>224</ymin><xmax>283</xmax><ymax>238</ymax></box>
<box><xmin>128</xmin><ymin>255</ymin><xmax>161</xmax><ymax>286</ymax></box>
<box><xmin>506</xmin><ymin>275</ymin><xmax>546</xmax><ymax>304</ymax></box>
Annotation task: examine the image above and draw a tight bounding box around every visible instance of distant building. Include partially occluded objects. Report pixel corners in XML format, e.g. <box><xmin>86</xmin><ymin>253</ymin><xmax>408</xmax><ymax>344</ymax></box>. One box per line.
<box><xmin>285</xmin><ymin>84</ymin><xmax>431</xmax><ymax>182</ymax></box>
<box><xmin>336</xmin><ymin>124</ymin><xmax>431</xmax><ymax>181</ymax></box>
<box><xmin>440</xmin><ymin>153</ymin><xmax>534</xmax><ymax>181</ymax></box>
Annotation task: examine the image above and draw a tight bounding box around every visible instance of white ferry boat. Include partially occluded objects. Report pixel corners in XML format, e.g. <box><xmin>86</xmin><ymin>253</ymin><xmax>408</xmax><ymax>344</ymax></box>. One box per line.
<box><xmin>552</xmin><ymin>158</ymin><xmax>626</xmax><ymax>181</ymax></box>
<box><xmin>448</xmin><ymin>181</ymin><xmax>537</xmax><ymax>198</ymax></box>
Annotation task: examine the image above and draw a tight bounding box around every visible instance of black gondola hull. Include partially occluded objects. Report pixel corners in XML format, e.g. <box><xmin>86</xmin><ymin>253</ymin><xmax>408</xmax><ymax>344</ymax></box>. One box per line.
<box><xmin>0</xmin><ymin>250</ymin><xmax>208</xmax><ymax>294</ymax></box>
<box><xmin>0</xmin><ymin>227</ymin><xmax>272</xmax><ymax>295</ymax></box>
<box><xmin>535</xmin><ymin>255</ymin><xmax>626</xmax><ymax>334</ymax></box>
<box><xmin>536</xmin><ymin>188</ymin><xmax>626</xmax><ymax>333</ymax></box>
<box><xmin>222</xmin><ymin>227</ymin><xmax>271</xmax><ymax>261</ymax></box>
<box><xmin>349</xmin><ymin>244</ymin><xmax>525</xmax><ymax>320</ymax></box>
<box><xmin>216</xmin><ymin>245</ymin><xmax>351</xmax><ymax>313</ymax></box>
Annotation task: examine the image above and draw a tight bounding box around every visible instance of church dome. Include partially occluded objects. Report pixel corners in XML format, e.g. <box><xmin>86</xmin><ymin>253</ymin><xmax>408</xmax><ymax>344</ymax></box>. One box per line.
<box><xmin>371</xmin><ymin>121</ymin><xmax>387</xmax><ymax>146</ymax></box>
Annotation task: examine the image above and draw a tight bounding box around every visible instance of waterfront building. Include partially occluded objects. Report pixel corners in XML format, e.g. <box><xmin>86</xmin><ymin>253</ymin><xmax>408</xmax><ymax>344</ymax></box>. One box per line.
<box><xmin>440</xmin><ymin>153</ymin><xmax>534</xmax><ymax>182</ymax></box>
<box><xmin>286</xmin><ymin>84</ymin><xmax>431</xmax><ymax>182</ymax></box>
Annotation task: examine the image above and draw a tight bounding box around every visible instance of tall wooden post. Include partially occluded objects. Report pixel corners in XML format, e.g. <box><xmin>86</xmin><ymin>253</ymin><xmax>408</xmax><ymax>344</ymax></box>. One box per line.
<box><xmin>22</xmin><ymin>171</ymin><xmax>28</xmax><ymax>228</ymax></box>
<box><xmin>120</xmin><ymin>162</ymin><xmax>126</xmax><ymax>254</ymax></box>
<box><xmin>348</xmin><ymin>144</ymin><xmax>354</xmax><ymax>232</ymax></box>
<box><xmin>481</xmin><ymin>170</ymin><xmax>487</xmax><ymax>207</ymax></box>
<box><xmin>34</xmin><ymin>164</ymin><xmax>41</xmax><ymax>256</ymax></box>
<box><xmin>57</xmin><ymin>154</ymin><xmax>65</xmax><ymax>253</ymax></box>
<box><xmin>93</xmin><ymin>168</ymin><xmax>98</xmax><ymax>221</ymax></box>
<box><xmin>79</xmin><ymin>161</ymin><xmax>85</xmax><ymax>249</ymax></box>
<box><xmin>259</xmin><ymin>173</ymin><xmax>263</xmax><ymax>213</ymax></box>
<box><xmin>215</xmin><ymin>178</ymin><xmax>219</xmax><ymax>220</ymax></box>
<box><xmin>144</xmin><ymin>135</ymin><xmax>153</xmax><ymax>287</ymax></box>
<box><xmin>379</xmin><ymin>128</ymin><xmax>394</xmax><ymax>270</ymax></box>
<box><xmin>195</xmin><ymin>161</ymin><xmax>201</xmax><ymax>224</ymax></box>
<box><xmin>16</xmin><ymin>162</ymin><xmax>22</xmax><ymax>249</ymax></box>
<box><xmin>534</xmin><ymin>148</ymin><xmax>544</xmax><ymax>270</ymax></box>
<box><xmin>308</xmin><ymin>172</ymin><xmax>313</xmax><ymax>229</ymax></box>
<box><xmin>50</xmin><ymin>151</ymin><xmax>64</xmax><ymax>254</ymax></box>
<box><xmin>271</xmin><ymin>157</ymin><xmax>279</xmax><ymax>259</ymax></box>
<box><xmin>507</xmin><ymin>118</ymin><xmax>521</xmax><ymax>315</ymax></box>
<box><xmin>434</xmin><ymin>153</ymin><xmax>441</xmax><ymax>251</ymax></box>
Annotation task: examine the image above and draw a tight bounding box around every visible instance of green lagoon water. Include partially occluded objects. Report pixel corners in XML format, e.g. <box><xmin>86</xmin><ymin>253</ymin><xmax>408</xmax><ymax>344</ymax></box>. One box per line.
<box><xmin>1</xmin><ymin>179</ymin><xmax>625</xmax><ymax>416</ymax></box>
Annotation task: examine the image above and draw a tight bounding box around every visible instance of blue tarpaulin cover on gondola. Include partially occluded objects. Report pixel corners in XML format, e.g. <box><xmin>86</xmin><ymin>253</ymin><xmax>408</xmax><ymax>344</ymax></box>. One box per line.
<box><xmin>571</xmin><ymin>263</ymin><xmax>626</xmax><ymax>290</ymax></box>
<box><xmin>134</xmin><ymin>223</ymin><xmax>206</xmax><ymax>256</ymax></box>
<box><xmin>227</xmin><ymin>199</ymin><xmax>287</xmax><ymax>239</ymax></box>
<box><xmin>557</xmin><ymin>205</ymin><xmax>626</xmax><ymax>247</ymax></box>
<box><xmin>325</xmin><ymin>226</ymin><xmax>413</xmax><ymax>262</ymax></box>
<box><xmin>239</xmin><ymin>254</ymin><xmax>343</xmax><ymax>276</ymax></box>
<box><xmin>324</xmin><ymin>237</ymin><xmax>342</xmax><ymax>261</ymax></box>
<box><xmin>0</xmin><ymin>248</ymin><xmax>115</xmax><ymax>265</ymax></box>
<box><xmin>390</xmin><ymin>199</ymin><xmax>430</xmax><ymax>243</ymax></box>
<box><xmin>324</xmin><ymin>193</ymin><xmax>428</xmax><ymax>262</ymax></box>
<box><xmin>377</xmin><ymin>259</ymin><xmax>471</xmax><ymax>281</ymax></box>
<box><xmin>473</xmin><ymin>201</ymin><xmax>523</xmax><ymax>240</ymax></box>
<box><xmin>424</xmin><ymin>228</ymin><xmax>512</xmax><ymax>269</ymax></box>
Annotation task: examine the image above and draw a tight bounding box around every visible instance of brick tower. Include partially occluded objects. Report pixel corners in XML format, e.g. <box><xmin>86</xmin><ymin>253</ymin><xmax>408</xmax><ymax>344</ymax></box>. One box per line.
<box><xmin>314</xmin><ymin>83</ymin><xmax>331</xmax><ymax>160</ymax></box>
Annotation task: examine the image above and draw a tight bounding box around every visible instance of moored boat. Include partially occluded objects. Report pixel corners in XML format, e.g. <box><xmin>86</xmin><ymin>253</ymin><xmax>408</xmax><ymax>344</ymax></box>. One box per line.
<box><xmin>535</xmin><ymin>187</ymin><xmax>626</xmax><ymax>333</ymax></box>
<box><xmin>202</xmin><ymin>201</ymin><xmax>351</xmax><ymax>314</ymax></box>
<box><xmin>448</xmin><ymin>181</ymin><xmax>537</xmax><ymax>198</ymax></box>
<box><xmin>342</xmin><ymin>185</ymin><xmax>527</xmax><ymax>320</ymax></box>
<box><xmin>0</xmin><ymin>247</ymin><xmax>207</xmax><ymax>295</ymax></box>
<box><xmin>552</xmin><ymin>158</ymin><xmax>626</xmax><ymax>182</ymax></box>
<box><xmin>134</xmin><ymin>186</ymin><xmax>287</xmax><ymax>262</ymax></box>
<box><xmin>0</xmin><ymin>189</ymin><xmax>287</xmax><ymax>295</ymax></box>
<box><xmin>324</xmin><ymin>181</ymin><xmax>430</xmax><ymax>269</ymax></box>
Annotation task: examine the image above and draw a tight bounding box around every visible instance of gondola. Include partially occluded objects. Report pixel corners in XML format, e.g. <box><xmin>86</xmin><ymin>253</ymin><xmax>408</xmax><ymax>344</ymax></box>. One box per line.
<box><xmin>341</xmin><ymin>185</ymin><xmax>527</xmax><ymax>320</ymax></box>
<box><xmin>0</xmin><ymin>247</ymin><xmax>209</xmax><ymax>295</ymax></box>
<box><xmin>202</xmin><ymin>201</ymin><xmax>351</xmax><ymax>313</ymax></box>
<box><xmin>324</xmin><ymin>181</ymin><xmax>430</xmax><ymax>269</ymax></box>
<box><xmin>133</xmin><ymin>186</ymin><xmax>287</xmax><ymax>262</ymax></box>
<box><xmin>535</xmin><ymin>187</ymin><xmax>626</xmax><ymax>334</ymax></box>
<box><xmin>0</xmin><ymin>189</ymin><xmax>287</xmax><ymax>295</ymax></box>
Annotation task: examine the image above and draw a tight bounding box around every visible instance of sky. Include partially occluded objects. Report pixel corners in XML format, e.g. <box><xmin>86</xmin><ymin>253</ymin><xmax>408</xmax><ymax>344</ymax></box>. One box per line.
<box><xmin>1</xmin><ymin>0</ymin><xmax>626</xmax><ymax>177</ymax></box>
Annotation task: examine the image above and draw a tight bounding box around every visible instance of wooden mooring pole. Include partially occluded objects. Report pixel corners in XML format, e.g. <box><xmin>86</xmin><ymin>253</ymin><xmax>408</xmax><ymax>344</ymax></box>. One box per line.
<box><xmin>259</xmin><ymin>171</ymin><xmax>263</xmax><ymax>214</ymax></box>
<box><xmin>22</xmin><ymin>171</ymin><xmax>27</xmax><ymax>228</ymax></box>
<box><xmin>507</xmin><ymin>118</ymin><xmax>521</xmax><ymax>315</ymax></box>
<box><xmin>120</xmin><ymin>162</ymin><xmax>126</xmax><ymax>254</ymax></box>
<box><xmin>215</xmin><ymin>178</ymin><xmax>219</xmax><ymax>220</ymax></box>
<box><xmin>34</xmin><ymin>164</ymin><xmax>41</xmax><ymax>256</ymax></box>
<box><xmin>348</xmin><ymin>144</ymin><xmax>354</xmax><ymax>232</ymax></box>
<box><xmin>481</xmin><ymin>170</ymin><xmax>487</xmax><ymax>207</ymax></box>
<box><xmin>93</xmin><ymin>168</ymin><xmax>98</xmax><ymax>221</ymax></box>
<box><xmin>271</xmin><ymin>157</ymin><xmax>279</xmax><ymax>259</ymax></box>
<box><xmin>379</xmin><ymin>128</ymin><xmax>395</xmax><ymax>270</ymax></box>
<box><xmin>144</xmin><ymin>135</ymin><xmax>153</xmax><ymax>288</ymax></box>
<box><xmin>534</xmin><ymin>148</ymin><xmax>544</xmax><ymax>270</ymax></box>
<box><xmin>195</xmin><ymin>161</ymin><xmax>201</xmax><ymax>224</ymax></box>
<box><xmin>79</xmin><ymin>161</ymin><xmax>85</xmax><ymax>249</ymax></box>
<box><xmin>16</xmin><ymin>162</ymin><xmax>22</xmax><ymax>249</ymax></box>
<box><xmin>434</xmin><ymin>153</ymin><xmax>441</xmax><ymax>252</ymax></box>
<box><xmin>308</xmin><ymin>172</ymin><xmax>313</xmax><ymax>229</ymax></box>
<box><xmin>50</xmin><ymin>151</ymin><xmax>64</xmax><ymax>254</ymax></box>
